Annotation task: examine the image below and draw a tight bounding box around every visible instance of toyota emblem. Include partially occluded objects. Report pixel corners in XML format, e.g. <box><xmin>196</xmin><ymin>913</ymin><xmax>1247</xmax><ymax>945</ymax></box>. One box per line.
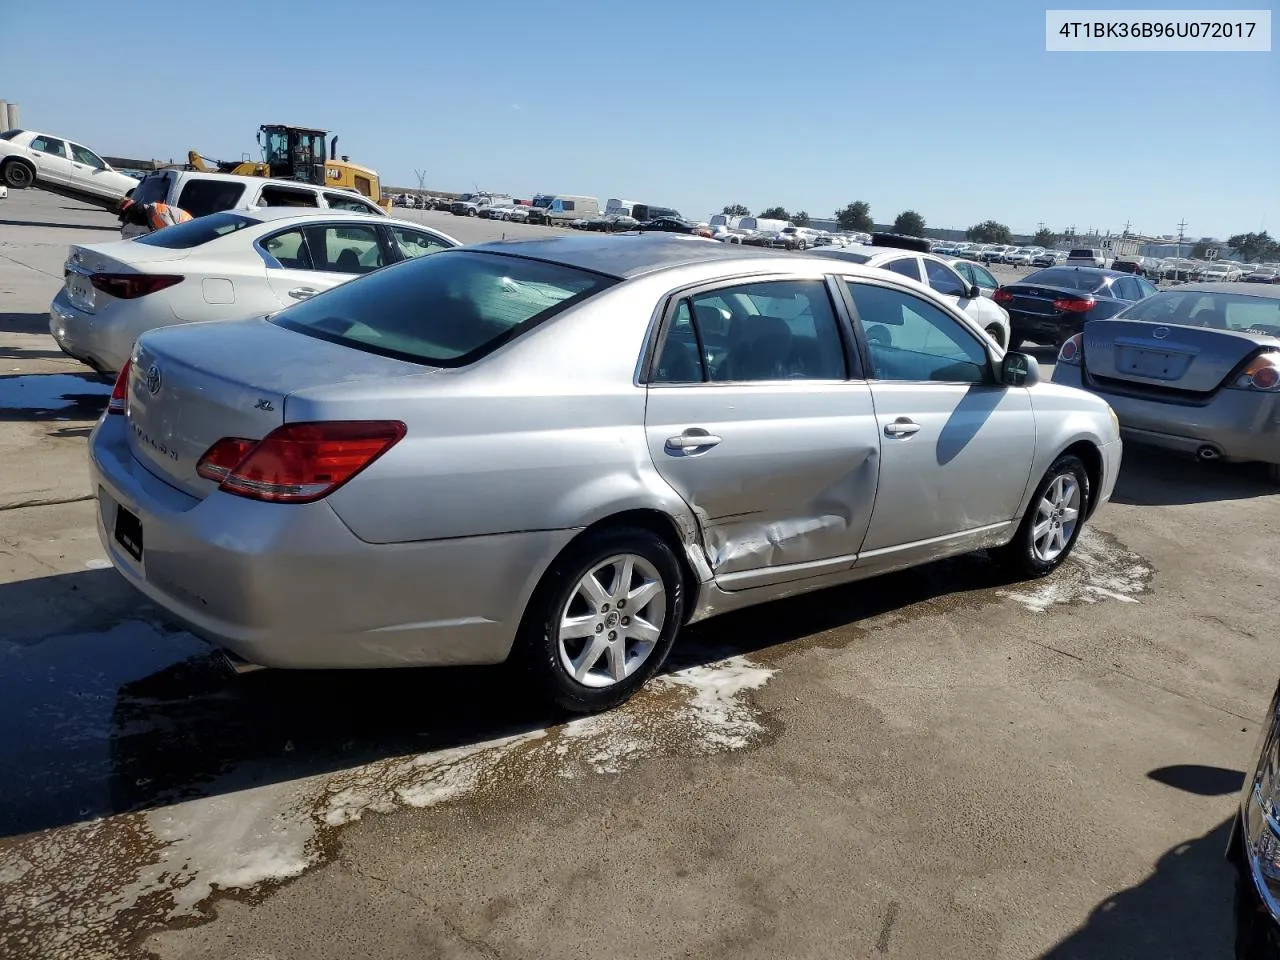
<box><xmin>1152</xmin><ymin>327</ymin><xmax>1169</xmax><ymax>340</ymax></box>
<box><xmin>144</xmin><ymin>364</ymin><xmax>162</xmax><ymax>396</ymax></box>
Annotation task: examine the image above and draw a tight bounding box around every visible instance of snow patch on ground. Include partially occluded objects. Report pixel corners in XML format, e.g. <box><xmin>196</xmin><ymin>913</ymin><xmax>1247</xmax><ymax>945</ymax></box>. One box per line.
<box><xmin>998</xmin><ymin>528</ymin><xmax>1152</xmax><ymax>614</ymax></box>
<box><xmin>0</xmin><ymin>654</ymin><xmax>774</xmax><ymax>959</ymax></box>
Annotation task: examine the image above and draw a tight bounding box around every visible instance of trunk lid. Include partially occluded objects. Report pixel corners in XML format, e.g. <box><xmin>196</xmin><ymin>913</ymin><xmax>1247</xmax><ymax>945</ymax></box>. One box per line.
<box><xmin>126</xmin><ymin>318</ymin><xmax>430</xmax><ymax>498</ymax></box>
<box><xmin>1082</xmin><ymin>319</ymin><xmax>1275</xmax><ymax>394</ymax></box>
<box><xmin>64</xmin><ymin>241</ymin><xmax>190</xmax><ymax>315</ymax></box>
<box><xmin>1004</xmin><ymin>283</ymin><xmax>1090</xmax><ymax>317</ymax></box>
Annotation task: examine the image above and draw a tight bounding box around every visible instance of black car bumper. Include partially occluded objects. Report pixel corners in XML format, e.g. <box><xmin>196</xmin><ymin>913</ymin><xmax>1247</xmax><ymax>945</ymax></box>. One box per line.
<box><xmin>1232</xmin><ymin>812</ymin><xmax>1280</xmax><ymax>959</ymax></box>
<box><xmin>1006</xmin><ymin>311</ymin><xmax>1082</xmax><ymax>346</ymax></box>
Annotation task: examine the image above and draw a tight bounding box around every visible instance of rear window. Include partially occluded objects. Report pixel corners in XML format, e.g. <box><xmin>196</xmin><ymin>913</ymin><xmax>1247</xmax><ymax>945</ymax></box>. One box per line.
<box><xmin>1120</xmin><ymin>291</ymin><xmax>1280</xmax><ymax>336</ymax></box>
<box><xmin>1068</xmin><ymin>249</ymin><xmax>1097</xmax><ymax>258</ymax></box>
<box><xmin>0</xmin><ymin>129</ymin><xmax>24</xmax><ymax>141</ymax></box>
<box><xmin>134</xmin><ymin>212</ymin><xmax>258</xmax><ymax>249</ymax></box>
<box><xmin>270</xmin><ymin>250</ymin><xmax>618</xmax><ymax>367</ymax></box>
<box><xmin>1021</xmin><ymin>268</ymin><xmax>1107</xmax><ymax>292</ymax></box>
<box><xmin>130</xmin><ymin>173</ymin><xmax>172</xmax><ymax>205</ymax></box>
<box><xmin>177</xmin><ymin>179</ymin><xmax>247</xmax><ymax>218</ymax></box>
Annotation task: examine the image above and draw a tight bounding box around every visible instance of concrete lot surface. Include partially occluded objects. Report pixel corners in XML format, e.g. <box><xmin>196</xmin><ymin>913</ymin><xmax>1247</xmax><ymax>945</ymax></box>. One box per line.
<box><xmin>0</xmin><ymin>190</ymin><xmax>1277</xmax><ymax>959</ymax></box>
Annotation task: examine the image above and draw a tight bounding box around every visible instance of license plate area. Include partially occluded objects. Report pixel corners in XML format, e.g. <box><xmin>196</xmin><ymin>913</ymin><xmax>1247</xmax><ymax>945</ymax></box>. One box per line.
<box><xmin>1115</xmin><ymin>346</ymin><xmax>1191</xmax><ymax>381</ymax></box>
<box><xmin>67</xmin><ymin>272</ymin><xmax>96</xmax><ymax>312</ymax></box>
<box><xmin>114</xmin><ymin>505</ymin><xmax>144</xmax><ymax>561</ymax></box>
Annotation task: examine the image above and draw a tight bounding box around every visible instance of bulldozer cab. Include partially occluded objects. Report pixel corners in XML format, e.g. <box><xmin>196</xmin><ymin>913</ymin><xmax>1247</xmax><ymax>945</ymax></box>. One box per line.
<box><xmin>258</xmin><ymin>125</ymin><xmax>327</xmax><ymax>185</ymax></box>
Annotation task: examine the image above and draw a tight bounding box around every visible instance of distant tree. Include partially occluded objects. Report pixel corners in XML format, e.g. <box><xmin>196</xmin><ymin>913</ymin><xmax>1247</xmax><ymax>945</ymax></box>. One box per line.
<box><xmin>1227</xmin><ymin>230</ymin><xmax>1275</xmax><ymax>263</ymax></box>
<box><xmin>835</xmin><ymin>201</ymin><xmax>873</xmax><ymax>232</ymax></box>
<box><xmin>893</xmin><ymin>210</ymin><xmax>926</xmax><ymax>237</ymax></box>
<box><xmin>759</xmin><ymin>206</ymin><xmax>791</xmax><ymax>221</ymax></box>
<box><xmin>722</xmin><ymin>204</ymin><xmax>750</xmax><ymax>217</ymax></box>
<box><xmin>1191</xmin><ymin>240</ymin><xmax>1213</xmax><ymax>258</ymax></box>
<box><xmin>966</xmin><ymin>220</ymin><xmax>1012</xmax><ymax>243</ymax></box>
<box><xmin>1033</xmin><ymin>228</ymin><xmax>1057</xmax><ymax>248</ymax></box>
<box><xmin>793</xmin><ymin>210</ymin><xmax>811</xmax><ymax>228</ymax></box>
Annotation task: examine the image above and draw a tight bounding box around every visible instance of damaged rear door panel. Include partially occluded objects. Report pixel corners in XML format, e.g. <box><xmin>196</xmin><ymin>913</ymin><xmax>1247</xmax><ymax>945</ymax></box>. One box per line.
<box><xmin>643</xmin><ymin>277</ymin><xmax>881</xmax><ymax>591</ymax></box>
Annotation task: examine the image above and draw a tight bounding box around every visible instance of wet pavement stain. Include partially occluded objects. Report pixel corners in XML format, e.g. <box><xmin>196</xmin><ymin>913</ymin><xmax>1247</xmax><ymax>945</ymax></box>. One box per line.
<box><xmin>996</xmin><ymin>529</ymin><xmax>1153</xmax><ymax>613</ymax></box>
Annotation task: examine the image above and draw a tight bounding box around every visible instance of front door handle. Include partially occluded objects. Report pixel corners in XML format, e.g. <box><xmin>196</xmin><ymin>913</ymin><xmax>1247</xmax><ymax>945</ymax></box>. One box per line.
<box><xmin>666</xmin><ymin>432</ymin><xmax>722</xmax><ymax>451</ymax></box>
<box><xmin>288</xmin><ymin>287</ymin><xmax>320</xmax><ymax>299</ymax></box>
<box><xmin>884</xmin><ymin>418</ymin><xmax>920</xmax><ymax>438</ymax></box>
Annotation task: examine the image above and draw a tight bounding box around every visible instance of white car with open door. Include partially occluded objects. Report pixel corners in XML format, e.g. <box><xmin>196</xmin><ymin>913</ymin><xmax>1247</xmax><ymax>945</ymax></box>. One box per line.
<box><xmin>0</xmin><ymin>128</ymin><xmax>138</xmax><ymax>205</ymax></box>
<box><xmin>50</xmin><ymin>208</ymin><xmax>459</xmax><ymax>376</ymax></box>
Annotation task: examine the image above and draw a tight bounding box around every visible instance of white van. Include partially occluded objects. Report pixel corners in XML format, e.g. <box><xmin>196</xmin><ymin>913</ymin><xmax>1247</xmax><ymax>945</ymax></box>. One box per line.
<box><xmin>546</xmin><ymin>195</ymin><xmax>600</xmax><ymax>224</ymax></box>
<box><xmin>606</xmin><ymin>198</ymin><xmax>639</xmax><ymax>216</ymax></box>
<box><xmin>738</xmin><ymin>217</ymin><xmax>790</xmax><ymax>234</ymax></box>
<box><xmin>124</xmin><ymin>169</ymin><xmax>385</xmax><ymax>237</ymax></box>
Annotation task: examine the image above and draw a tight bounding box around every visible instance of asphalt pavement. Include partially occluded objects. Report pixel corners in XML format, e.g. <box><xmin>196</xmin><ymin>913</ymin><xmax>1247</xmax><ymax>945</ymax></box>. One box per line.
<box><xmin>0</xmin><ymin>189</ymin><xmax>1276</xmax><ymax>960</ymax></box>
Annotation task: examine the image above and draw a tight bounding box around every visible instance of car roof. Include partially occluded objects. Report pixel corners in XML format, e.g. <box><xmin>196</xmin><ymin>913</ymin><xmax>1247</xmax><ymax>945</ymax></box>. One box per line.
<box><xmin>1165</xmin><ymin>282</ymin><xmax>1280</xmax><ymax>300</ymax></box>
<box><xmin>463</xmin><ymin>232</ymin><xmax>794</xmax><ymax>279</ymax></box>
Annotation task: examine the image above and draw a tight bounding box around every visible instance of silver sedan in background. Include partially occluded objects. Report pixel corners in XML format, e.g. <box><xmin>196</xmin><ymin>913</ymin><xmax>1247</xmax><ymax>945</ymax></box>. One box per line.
<box><xmin>1052</xmin><ymin>282</ymin><xmax>1280</xmax><ymax>481</ymax></box>
<box><xmin>91</xmin><ymin>235</ymin><xmax>1121</xmax><ymax>713</ymax></box>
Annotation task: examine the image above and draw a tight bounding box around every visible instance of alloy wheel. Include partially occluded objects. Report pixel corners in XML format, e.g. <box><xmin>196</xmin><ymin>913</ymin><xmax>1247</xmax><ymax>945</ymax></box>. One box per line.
<box><xmin>1032</xmin><ymin>474</ymin><xmax>1081</xmax><ymax>562</ymax></box>
<box><xmin>556</xmin><ymin>554</ymin><xmax>667</xmax><ymax>688</ymax></box>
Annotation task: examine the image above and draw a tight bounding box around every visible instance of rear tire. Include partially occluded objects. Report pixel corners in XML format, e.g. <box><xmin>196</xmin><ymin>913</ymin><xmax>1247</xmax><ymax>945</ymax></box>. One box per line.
<box><xmin>516</xmin><ymin>527</ymin><xmax>685</xmax><ymax>714</ymax></box>
<box><xmin>995</xmin><ymin>453</ymin><xmax>1091</xmax><ymax>579</ymax></box>
<box><xmin>985</xmin><ymin>324</ymin><xmax>1006</xmax><ymax>349</ymax></box>
<box><xmin>3</xmin><ymin>160</ymin><xmax>35</xmax><ymax>189</ymax></box>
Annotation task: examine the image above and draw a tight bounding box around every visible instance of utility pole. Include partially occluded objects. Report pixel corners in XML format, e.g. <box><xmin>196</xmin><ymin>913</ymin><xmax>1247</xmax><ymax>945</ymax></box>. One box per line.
<box><xmin>1123</xmin><ymin>219</ymin><xmax>1132</xmax><ymax>236</ymax></box>
<box><xmin>1176</xmin><ymin>219</ymin><xmax>1187</xmax><ymax>259</ymax></box>
<box><xmin>415</xmin><ymin>169</ymin><xmax>428</xmax><ymax>193</ymax></box>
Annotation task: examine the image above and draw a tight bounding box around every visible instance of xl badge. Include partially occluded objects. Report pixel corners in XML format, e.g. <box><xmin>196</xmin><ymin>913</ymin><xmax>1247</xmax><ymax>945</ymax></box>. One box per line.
<box><xmin>145</xmin><ymin>363</ymin><xmax>162</xmax><ymax>396</ymax></box>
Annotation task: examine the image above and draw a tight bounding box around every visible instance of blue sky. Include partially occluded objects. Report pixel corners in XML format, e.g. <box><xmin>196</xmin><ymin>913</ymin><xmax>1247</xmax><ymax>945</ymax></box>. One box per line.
<box><xmin>3</xmin><ymin>0</ymin><xmax>1276</xmax><ymax>237</ymax></box>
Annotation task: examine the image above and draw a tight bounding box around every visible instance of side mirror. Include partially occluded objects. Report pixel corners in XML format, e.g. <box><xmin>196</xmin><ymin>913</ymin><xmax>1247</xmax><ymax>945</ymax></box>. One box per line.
<box><xmin>1001</xmin><ymin>351</ymin><xmax>1040</xmax><ymax>387</ymax></box>
<box><xmin>965</xmin><ymin>282</ymin><xmax>982</xmax><ymax>299</ymax></box>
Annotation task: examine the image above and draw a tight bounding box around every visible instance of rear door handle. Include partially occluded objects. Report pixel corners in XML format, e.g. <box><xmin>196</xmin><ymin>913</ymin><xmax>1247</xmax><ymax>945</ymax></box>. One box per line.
<box><xmin>884</xmin><ymin>418</ymin><xmax>920</xmax><ymax>438</ymax></box>
<box><xmin>666</xmin><ymin>432</ymin><xmax>722</xmax><ymax>451</ymax></box>
<box><xmin>288</xmin><ymin>287</ymin><xmax>320</xmax><ymax>299</ymax></box>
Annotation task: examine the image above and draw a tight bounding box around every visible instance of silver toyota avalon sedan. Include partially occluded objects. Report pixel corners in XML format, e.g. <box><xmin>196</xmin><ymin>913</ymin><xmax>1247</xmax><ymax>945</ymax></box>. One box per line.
<box><xmin>90</xmin><ymin>233</ymin><xmax>1122</xmax><ymax>713</ymax></box>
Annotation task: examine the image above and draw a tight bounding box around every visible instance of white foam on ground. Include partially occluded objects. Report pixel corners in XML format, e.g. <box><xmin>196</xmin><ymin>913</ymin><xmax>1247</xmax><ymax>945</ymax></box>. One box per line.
<box><xmin>1</xmin><ymin>654</ymin><xmax>774</xmax><ymax>958</ymax></box>
<box><xmin>998</xmin><ymin>529</ymin><xmax>1152</xmax><ymax>614</ymax></box>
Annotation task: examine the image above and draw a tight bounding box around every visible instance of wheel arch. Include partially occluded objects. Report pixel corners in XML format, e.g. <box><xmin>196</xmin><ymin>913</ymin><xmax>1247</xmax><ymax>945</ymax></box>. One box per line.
<box><xmin>1060</xmin><ymin>439</ymin><xmax>1104</xmax><ymax>518</ymax></box>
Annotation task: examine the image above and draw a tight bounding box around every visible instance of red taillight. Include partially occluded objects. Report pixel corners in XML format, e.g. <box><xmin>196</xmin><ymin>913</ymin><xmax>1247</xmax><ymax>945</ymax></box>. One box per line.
<box><xmin>197</xmin><ymin>421</ymin><xmax>406</xmax><ymax>503</ymax></box>
<box><xmin>1057</xmin><ymin>333</ymin><xmax>1083</xmax><ymax>365</ymax></box>
<box><xmin>1053</xmin><ymin>296</ymin><xmax>1096</xmax><ymax>313</ymax></box>
<box><xmin>107</xmin><ymin>362</ymin><xmax>131</xmax><ymax>415</ymax></box>
<box><xmin>993</xmin><ymin>288</ymin><xmax>1014</xmax><ymax>304</ymax></box>
<box><xmin>90</xmin><ymin>273</ymin><xmax>184</xmax><ymax>299</ymax></box>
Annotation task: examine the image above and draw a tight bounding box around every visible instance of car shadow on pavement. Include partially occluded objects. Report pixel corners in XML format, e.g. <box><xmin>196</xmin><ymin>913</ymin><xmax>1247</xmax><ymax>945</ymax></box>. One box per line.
<box><xmin>0</xmin><ymin>311</ymin><xmax>56</xmax><ymax>337</ymax></box>
<box><xmin>1040</xmin><ymin>817</ymin><xmax>1236</xmax><ymax>959</ymax></box>
<box><xmin>0</xmin><ymin>546</ymin><xmax>1027</xmax><ymax>840</ymax></box>
<box><xmin>1111</xmin><ymin>445</ymin><xmax>1277</xmax><ymax>506</ymax></box>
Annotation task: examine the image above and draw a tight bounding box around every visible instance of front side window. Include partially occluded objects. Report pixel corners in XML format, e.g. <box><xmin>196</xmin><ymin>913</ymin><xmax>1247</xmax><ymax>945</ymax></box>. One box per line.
<box><xmin>389</xmin><ymin>226</ymin><xmax>454</xmax><ymax>261</ymax></box>
<box><xmin>130</xmin><ymin>174</ymin><xmax>172</xmax><ymax>206</ymax></box>
<box><xmin>135</xmin><ymin>212</ymin><xmax>258</xmax><ymax>249</ymax></box>
<box><xmin>69</xmin><ymin>144</ymin><xmax>106</xmax><ymax>168</ymax></box>
<box><xmin>884</xmin><ymin>257</ymin><xmax>922</xmax><ymax>282</ymax></box>
<box><xmin>845</xmin><ymin>281</ymin><xmax>989</xmax><ymax>384</ymax></box>
<box><xmin>653</xmin><ymin>280</ymin><xmax>847</xmax><ymax>383</ymax></box>
<box><xmin>923</xmin><ymin>258</ymin><xmax>968</xmax><ymax>297</ymax></box>
<box><xmin>271</xmin><ymin>250</ymin><xmax>616</xmax><ymax>367</ymax></box>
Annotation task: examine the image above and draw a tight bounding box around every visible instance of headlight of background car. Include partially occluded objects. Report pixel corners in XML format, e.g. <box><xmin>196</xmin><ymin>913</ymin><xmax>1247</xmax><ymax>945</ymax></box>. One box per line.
<box><xmin>1240</xmin><ymin>683</ymin><xmax>1280</xmax><ymax>919</ymax></box>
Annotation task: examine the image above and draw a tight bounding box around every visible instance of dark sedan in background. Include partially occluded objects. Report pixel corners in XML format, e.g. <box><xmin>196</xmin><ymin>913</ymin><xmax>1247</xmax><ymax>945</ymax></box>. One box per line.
<box><xmin>633</xmin><ymin>217</ymin><xmax>712</xmax><ymax>237</ymax></box>
<box><xmin>1051</xmin><ymin>283</ymin><xmax>1280</xmax><ymax>483</ymax></box>
<box><xmin>994</xmin><ymin>266</ymin><xmax>1158</xmax><ymax>349</ymax></box>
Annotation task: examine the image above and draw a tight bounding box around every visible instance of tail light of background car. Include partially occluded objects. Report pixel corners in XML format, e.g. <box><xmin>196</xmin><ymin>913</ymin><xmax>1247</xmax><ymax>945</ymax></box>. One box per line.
<box><xmin>107</xmin><ymin>361</ymin><xmax>132</xmax><ymax>415</ymax></box>
<box><xmin>195</xmin><ymin>421</ymin><xmax>407</xmax><ymax>503</ymax></box>
<box><xmin>993</xmin><ymin>288</ymin><xmax>1014</xmax><ymax>305</ymax></box>
<box><xmin>1230</xmin><ymin>352</ymin><xmax>1280</xmax><ymax>392</ymax></box>
<box><xmin>1057</xmin><ymin>334</ymin><xmax>1083</xmax><ymax>366</ymax></box>
<box><xmin>1052</xmin><ymin>296</ymin><xmax>1096</xmax><ymax>313</ymax></box>
<box><xmin>90</xmin><ymin>273</ymin><xmax>184</xmax><ymax>299</ymax></box>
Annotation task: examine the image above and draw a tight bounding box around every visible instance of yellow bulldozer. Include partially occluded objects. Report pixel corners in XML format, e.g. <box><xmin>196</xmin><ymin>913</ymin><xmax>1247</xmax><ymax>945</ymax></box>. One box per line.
<box><xmin>187</xmin><ymin>124</ymin><xmax>391</xmax><ymax>211</ymax></box>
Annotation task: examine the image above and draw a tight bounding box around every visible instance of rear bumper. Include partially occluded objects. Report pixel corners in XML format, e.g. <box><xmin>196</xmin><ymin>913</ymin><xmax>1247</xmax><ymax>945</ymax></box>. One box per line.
<box><xmin>89</xmin><ymin>414</ymin><xmax>575</xmax><ymax>670</ymax></box>
<box><xmin>1007</xmin><ymin>310</ymin><xmax>1080</xmax><ymax>346</ymax></box>
<box><xmin>50</xmin><ymin>290</ymin><xmax>123</xmax><ymax>376</ymax></box>
<box><xmin>1052</xmin><ymin>364</ymin><xmax>1280</xmax><ymax>464</ymax></box>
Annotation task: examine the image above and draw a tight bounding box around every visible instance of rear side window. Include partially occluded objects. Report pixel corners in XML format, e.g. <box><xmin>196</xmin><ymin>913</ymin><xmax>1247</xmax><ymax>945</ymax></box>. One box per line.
<box><xmin>884</xmin><ymin>258</ymin><xmax>922</xmax><ymax>282</ymax></box>
<box><xmin>177</xmin><ymin>179</ymin><xmax>247</xmax><ymax>218</ymax></box>
<box><xmin>325</xmin><ymin>192</ymin><xmax>378</xmax><ymax>214</ymax></box>
<box><xmin>270</xmin><ymin>250</ymin><xmax>617</xmax><ymax>367</ymax></box>
<box><xmin>259</xmin><ymin>185</ymin><xmax>319</xmax><ymax>208</ymax></box>
<box><xmin>135</xmin><ymin>212</ymin><xmax>257</xmax><ymax>249</ymax></box>
<box><xmin>130</xmin><ymin>174</ymin><xmax>172</xmax><ymax>205</ymax></box>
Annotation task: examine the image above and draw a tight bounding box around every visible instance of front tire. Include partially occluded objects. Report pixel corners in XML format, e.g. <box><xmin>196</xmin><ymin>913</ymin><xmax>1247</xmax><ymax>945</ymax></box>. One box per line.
<box><xmin>985</xmin><ymin>324</ymin><xmax>1006</xmax><ymax>349</ymax></box>
<box><xmin>517</xmin><ymin>527</ymin><xmax>685</xmax><ymax>714</ymax></box>
<box><xmin>996</xmin><ymin>453</ymin><xmax>1090</xmax><ymax>578</ymax></box>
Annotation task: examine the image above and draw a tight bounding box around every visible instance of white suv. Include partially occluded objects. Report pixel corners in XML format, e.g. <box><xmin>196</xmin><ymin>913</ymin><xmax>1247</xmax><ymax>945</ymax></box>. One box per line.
<box><xmin>123</xmin><ymin>169</ymin><xmax>386</xmax><ymax>237</ymax></box>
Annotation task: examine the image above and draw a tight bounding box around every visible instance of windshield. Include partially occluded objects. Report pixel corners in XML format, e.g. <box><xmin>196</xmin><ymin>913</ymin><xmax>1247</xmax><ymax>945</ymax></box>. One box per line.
<box><xmin>271</xmin><ymin>250</ymin><xmax>618</xmax><ymax>367</ymax></box>
<box><xmin>1020</xmin><ymin>268</ymin><xmax>1107</xmax><ymax>292</ymax></box>
<box><xmin>134</xmin><ymin>212</ymin><xmax>258</xmax><ymax>249</ymax></box>
<box><xmin>1119</xmin><ymin>290</ymin><xmax>1280</xmax><ymax>335</ymax></box>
